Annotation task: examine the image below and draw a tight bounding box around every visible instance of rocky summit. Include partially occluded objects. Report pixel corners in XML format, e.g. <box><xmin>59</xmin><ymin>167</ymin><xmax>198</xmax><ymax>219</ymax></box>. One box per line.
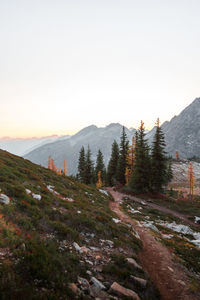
<box><xmin>147</xmin><ymin>97</ymin><xmax>200</xmax><ymax>158</ymax></box>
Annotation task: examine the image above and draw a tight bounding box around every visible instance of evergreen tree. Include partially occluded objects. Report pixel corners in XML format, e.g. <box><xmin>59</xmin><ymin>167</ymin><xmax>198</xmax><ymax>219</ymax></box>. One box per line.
<box><xmin>129</xmin><ymin>121</ymin><xmax>151</xmax><ymax>193</ymax></box>
<box><xmin>95</xmin><ymin>150</ymin><xmax>106</xmax><ymax>183</ymax></box>
<box><xmin>107</xmin><ymin>140</ymin><xmax>119</xmax><ymax>186</ymax></box>
<box><xmin>116</xmin><ymin>126</ymin><xmax>129</xmax><ymax>185</ymax></box>
<box><xmin>151</xmin><ymin>119</ymin><xmax>172</xmax><ymax>192</ymax></box>
<box><xmin>85</xmin><ymin>146</ymin><xmax>94</xmax><ymax>184</ymax></box>
<box><xmin>77</xmin><ymin>146</ymin><xmax>86</xmax><ymax>183</ymax></box>
<box><xmin>166</xmin><ymin>159</ymin><xmax>173</xmax><ymax>185</ymax></box>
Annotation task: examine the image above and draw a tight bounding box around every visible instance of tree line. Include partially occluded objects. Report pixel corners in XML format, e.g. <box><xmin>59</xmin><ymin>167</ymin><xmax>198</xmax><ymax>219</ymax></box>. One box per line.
<box><xmin>77</xmin><ymin>119</ymin><xmax>172</xmax><ymax>193</ymax></box>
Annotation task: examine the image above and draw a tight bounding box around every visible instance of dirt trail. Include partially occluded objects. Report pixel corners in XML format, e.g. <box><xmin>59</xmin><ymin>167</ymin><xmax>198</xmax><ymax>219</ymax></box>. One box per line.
<box><xmin>107</xmin><ymin>188</ymin><xmax>198</xmax><ymax>300</ymax></box>
<box><xmin>122</xmin><ymin>193</ymin><xmax>198</xmax><ymax>227</ymax></box>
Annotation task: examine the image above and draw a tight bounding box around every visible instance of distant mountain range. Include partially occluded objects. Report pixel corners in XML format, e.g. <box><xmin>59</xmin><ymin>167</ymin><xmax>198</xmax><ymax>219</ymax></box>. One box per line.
<box><xmin>9</xmin><ymin>97</ymin><xmax>200</xmax><ymax>175</ymax></box>
<box><xmin>0</xmin><ymin>135</ymin><xmax>70</xmax><ymax>156</ymax></box>
<box><xmin>24</xmin><ymin>124</ymin><xmax>136</xmax><ymax>175</ymax></box>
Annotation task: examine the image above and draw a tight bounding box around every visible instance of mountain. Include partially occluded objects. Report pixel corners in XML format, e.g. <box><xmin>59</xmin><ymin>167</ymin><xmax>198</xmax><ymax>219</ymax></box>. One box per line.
<box><xmin>146</xmin><ymin>98</ymin><xmax>200</xmax><ymax>158</ymax></box>
<box><xmin>24</xmin><ymin>97</ymin><xmax>200</xmax><ymax>173</ymax></box>
<box><xmin>0</xmin><ymin>135</ymin><xmax>70</xmax><ymax>156</ymax></box>
<box><xmin>0</xmin><ymin>149</ymin><xmax>157</xmax><ymax>299</ymax></box>
<box><xmin>24</xmin><ymin>124</ymin><xmax>136</xmax><ymax>175</ymax></box>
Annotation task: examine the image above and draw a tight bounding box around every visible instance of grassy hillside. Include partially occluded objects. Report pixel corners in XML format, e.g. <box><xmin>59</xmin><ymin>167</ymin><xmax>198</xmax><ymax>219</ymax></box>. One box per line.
<box><xmin>0</xmin><ymin>150</ymin><xmax>159</xmax><ymax>299</ymax></box>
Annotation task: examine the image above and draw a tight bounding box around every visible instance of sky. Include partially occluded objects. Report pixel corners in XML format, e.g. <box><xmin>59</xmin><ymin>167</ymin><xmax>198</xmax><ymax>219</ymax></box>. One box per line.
<box><xmin>0</xmin><ymin>0</ymin><xmax>200</xmax><ymax>138</ymax></box>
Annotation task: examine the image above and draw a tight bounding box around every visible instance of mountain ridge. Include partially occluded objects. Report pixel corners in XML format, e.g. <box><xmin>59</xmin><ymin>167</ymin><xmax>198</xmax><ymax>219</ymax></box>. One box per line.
<box><xmin>25</xmin><ymin>97</ymin><xmax>200</xmax><ymax>174</ymax></box>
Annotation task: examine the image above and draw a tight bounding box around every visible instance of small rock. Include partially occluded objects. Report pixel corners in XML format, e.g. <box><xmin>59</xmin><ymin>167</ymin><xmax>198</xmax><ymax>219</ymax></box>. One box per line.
<box><xmin>168</xmin><ymin>266</ymin><xmax>174</xmax><ymax>272</ymax></box>
<box><xmin>25</xmin><ymin>189</ymin><xmax>31</xmax><ymax>195</ymax></box>
<box><xmin>109</xmin><ymin>282</ymin><xmax>140</xmax><ymax>299</ymax></box>
<box><xmin>177</xmin><ymin>280</ymin><xmax>186</xmax><ymax>286</ymax></box>
<box><xmin>86</xmin><ymin>270</ymin><xmax>92</xmax><ymax>276</ymax></box>
<box><xmin>162</xmin><ymin>234</ymin><xmax>174</xmax><ymax>239</ymax></box>
<box><xmin>91</xmin><ymin>277</ymin><xmax>106</xmax><ymax>290</ymax></box>
<box><xmin>73</xmin><ymin>242</ymin><xmax>83</xmax><ymax>253</ymax></box>
<box><xmin>143</xmin><ymin>222</ymin><xmax>159</xmax><ymax>233</ymax></box>
<box><xmin>126</xmin><ymin>258</ymin><xmax>142</xmax><ymax>270</ymax></box>
<box><xmin>89</xmin><ymin>284</ymin><xmax>109</xmax><ymax>299</ymax></box>
<box><xmin>112</xmin><ymin>218</ymin><xmax>121</xmax><ymax>224</ymax></box>
<box><xmin>32</xmin><ymin>193</ymin><xmax>42</xmax><ymax>201</ymax></box>
<box><xmin>95</xmin><ymin>265</ymin><xmax>103</xmax><ymax>272</ymax></box>
<box><xmin>130</xmin><ymin>275</ymin><xmax>147</xmax><ymax>287</ymax></box>
<box><xmin>69</xmin><ymin>283</ymin><xmax>79</xmax><ymax>294</ymax></box>
<box><xmin>89</xmin><ymin>246</ymin><xmax>100</xmax><ymax>251</ymax></box>
<box><xmin>77</xmin><ymin>276</ymin><xmax>90</xmax><ymax>289</ymax></box>
<box><xmin>21</xmin><ymin>243</ymin><xmax>26</xmax><ymax>251</ymax></box>
<box><xmin>81</xmin><ymin>246</ymin><xmax>90</xmax><ymax>253</ymax></box>
<box><xmin>96</xmin><ymin>274</ymin><xmax>104</xmax><ymax>281</ymax></box>
<box><xmin>66</xmin><ymin>197</ymin><xmax>74</xmax><ymax>202</ymax></box>
<box><xmin>105</xmin><ymin>240</ymin><xmax>114</xmax><ymax>247</ymax></box>
<box><xmin>85</xmin><ymin>259</ymin><xmax>93</xmax><ymax>265</ymax></box>
<box><xmin>95</xmin><ymin>255</ymin><xmax>101</xmax><ymax>260</ymax></box>
<box><xmin>0</xmin><ymin>194</ymin><xmax>10</xmax><ymax>205</ymax></box>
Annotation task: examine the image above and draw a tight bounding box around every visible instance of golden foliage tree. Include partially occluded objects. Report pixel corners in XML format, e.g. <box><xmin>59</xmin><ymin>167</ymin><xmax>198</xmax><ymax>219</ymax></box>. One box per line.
<box><xmin>125</xmin><ymin>136</ymin><xmax>136</xmax><ymax>185</ymax></box>
<box><xmin>96</xmin><ymin>171</ymin><xmax>102</xmax><ymax>188</ymax></box>
<box><xmin>64</xmin><ymin>159</ymin><xmax>67</xmax><ymax>176</ymax></box>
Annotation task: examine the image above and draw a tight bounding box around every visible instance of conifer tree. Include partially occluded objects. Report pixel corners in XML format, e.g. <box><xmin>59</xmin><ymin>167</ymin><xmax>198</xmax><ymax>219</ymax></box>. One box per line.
<box><xmin>129</xmin><ymin>121</ymin><xmax>151</xmax><ymax>193</ymax></box>
<box><xmin>116</xmin><ymin>126</ymin><xmax>129</xmax><ymax>185</ymax></box>
<box><xmin>107</xmin><ymin>140</ymin><xmax>119</xmax><ymax>186</ymax></box>
<box><xmin>95</xmin><ymin>150</ymin><xmax>106</xmax><ymax>183</ymax></box>
<box><xmin>151</xmin><ymin>118</ymin><xmax>170</xmax><ymax>192</ymax></box>
<box><xmin>85</xmin><ymin>146</ymin><xmax>94</xmax><ymax>184</ymax></box>
<box><xmin>78</xmin><ymin>146</ymin><xmax>86</xmax><ymax>183</ymax></box>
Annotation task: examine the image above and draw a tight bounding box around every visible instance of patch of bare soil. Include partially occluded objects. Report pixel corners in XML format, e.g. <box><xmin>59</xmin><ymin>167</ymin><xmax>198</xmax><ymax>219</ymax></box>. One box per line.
<box><xmin>107</xmin><ymin>188</ymin><xmax>199</xmax><ymax>300</ymax></box>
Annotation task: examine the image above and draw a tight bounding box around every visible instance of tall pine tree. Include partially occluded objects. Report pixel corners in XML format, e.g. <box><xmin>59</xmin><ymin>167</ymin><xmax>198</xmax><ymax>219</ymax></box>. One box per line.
<box><xmin>95</xmin><ymin>150</ymin><xmax>106</xmax><ymax>183</ymax></box>
<box><xmin>107</xmin><ymin>140</ymin><xmax>119</xmax><ymax>186</ymax></box>
<box><xmin>116</xmin><ymin>126</ymin><xmax>129</xmax><ymax>185</ymax></box>
<box><xmin>129</xmin><ymin>121</ymin><xmax>151</xmax><ymax>193</ymax></box>
<box><xmin>85</xmin><ymin>146</ymin><xmax>94</xmax><ymax>184</ymax></box>
<box><xmin>151</xmin><ymin>118</ymin><xmax>172</xmax><ymax>192</ymax></box>
<box><xmin>77</xmin><ymin>146</ymin><xmax>86</xmax><ymax>183</ymax></box>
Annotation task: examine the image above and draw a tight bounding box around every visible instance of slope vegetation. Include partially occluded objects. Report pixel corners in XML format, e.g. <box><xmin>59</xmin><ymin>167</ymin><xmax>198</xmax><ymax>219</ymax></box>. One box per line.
<box><xmin>0</xmin><ymin>150</ymin><xmax>158</xmax><ymax>299</ymax></box>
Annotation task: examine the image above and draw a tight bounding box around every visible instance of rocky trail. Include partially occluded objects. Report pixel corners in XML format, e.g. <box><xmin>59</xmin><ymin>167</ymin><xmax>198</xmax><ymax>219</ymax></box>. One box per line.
<box><xmin>107</xmin><ymin>188</ymin><xmax>199</xmax><ymax>300</ymax></box>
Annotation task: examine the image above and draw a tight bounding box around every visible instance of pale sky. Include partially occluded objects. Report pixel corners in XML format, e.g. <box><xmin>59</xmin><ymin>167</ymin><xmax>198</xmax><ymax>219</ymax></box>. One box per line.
<box><xmin>0</xmin><ymin>0</ymin><xmax>200</xmax><ymax>138</ymax></box>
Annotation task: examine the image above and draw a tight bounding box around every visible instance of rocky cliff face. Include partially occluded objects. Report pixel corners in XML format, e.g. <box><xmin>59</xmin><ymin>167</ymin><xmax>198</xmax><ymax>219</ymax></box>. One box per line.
<box><xmin>147</xmin><ymin>98</ymin><xmax>200</xmax><ymax>158</ymax></box>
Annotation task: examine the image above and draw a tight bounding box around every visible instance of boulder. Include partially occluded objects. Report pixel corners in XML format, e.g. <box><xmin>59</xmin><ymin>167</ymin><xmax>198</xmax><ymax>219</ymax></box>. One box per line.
<box><xmin>89</xmin><ymin>284</ymin><xmax>109</xmax><ymax>299</ymax></box>
<box><xmin>0</xmin><ymin>194</ymin><xmax>10</xmax><ymax>205</ymax></box>
<box><xmin>91</xmin><ymin>277</ymin><xmax>106</xmax><ymax>290</ymax></box>
<box><xmin>109</xmin><ymin>282</ymin><xmax>140</xmax><ymax>300</ymax></box>
<box><xmin>126</xmin><ymin>258</ymin><xmax>142</xmax><ymax>270</ymax></box>
<box><xmin>130</xmin><ymin>275</ymin><xmax>147</xmax><ymax>287</ymax></box>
